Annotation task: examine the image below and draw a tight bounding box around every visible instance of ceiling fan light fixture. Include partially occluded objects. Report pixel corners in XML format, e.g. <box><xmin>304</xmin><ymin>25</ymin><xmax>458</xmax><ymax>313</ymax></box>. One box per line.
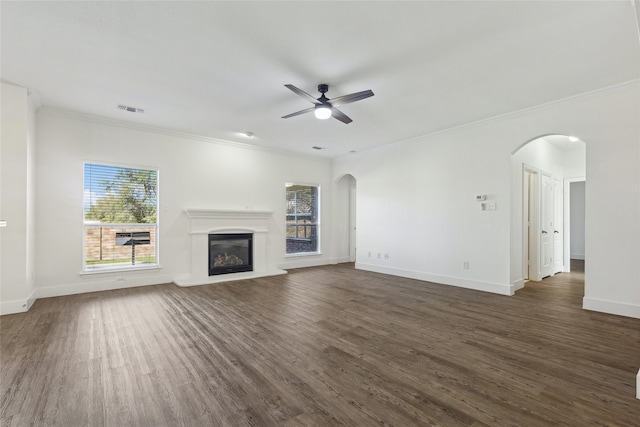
<box><xmin>282</xmin><ymin>83</ymin><xmax>373</xmax><ymax>124</ymax></box>
<box><xmin>314</xmin><ymin>104</ymin><xmax>332</xmax><ymax>120</ymax></box>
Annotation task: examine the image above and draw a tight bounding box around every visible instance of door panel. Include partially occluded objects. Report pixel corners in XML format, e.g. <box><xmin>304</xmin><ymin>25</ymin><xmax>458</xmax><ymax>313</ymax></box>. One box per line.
<box><xmin>540</xmin><ymin>174</ymin><xmax>554</xmax><ymax>278</ymax></box>
<box><xmin>524</xmin><ymin>168</ymin><xmax>541</xmax><ymax>282</ymax></box>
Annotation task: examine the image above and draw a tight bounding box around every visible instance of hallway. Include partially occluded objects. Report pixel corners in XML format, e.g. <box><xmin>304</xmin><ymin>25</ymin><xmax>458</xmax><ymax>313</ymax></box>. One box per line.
<box><xmin>517</xmin><ymin>259</ymin><xmax>585</xmax><ymax>308</ymax></box>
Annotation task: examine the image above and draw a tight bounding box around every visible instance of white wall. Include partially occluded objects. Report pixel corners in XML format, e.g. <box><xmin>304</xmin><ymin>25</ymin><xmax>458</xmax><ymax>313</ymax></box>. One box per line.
<box><xmin>0</xmin><ymin>82</ymin><xmax>37</xmax><ymax>314</ymax></box>
<box><xmin>563</xmin><ymin>147</ymin><xmax>587</xmax><ymax>179</ymax></box>
<box><xmin>570</xmin><ymin>181</ymin><xmax>586</xmax><ymax>260</ymax></box>
<box><xmin>336</xmin><ymin>123</ymin><xmax>513</xmax><ymax>295</ymax></box>
<box><xmin>29</xmin><ymin>109</ymin><xmax>333</xmax><ymax>302</ymax></box>
<box><xmin>333</xmin><ymin>82</ymin><xmax>640</xmax><ymax>318</ymax></box>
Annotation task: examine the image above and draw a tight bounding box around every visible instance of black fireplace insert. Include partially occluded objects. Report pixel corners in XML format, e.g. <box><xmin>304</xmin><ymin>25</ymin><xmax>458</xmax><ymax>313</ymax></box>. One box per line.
<box><xmin>208</xmin><ymin>233</ymin><xmax>253</xmax><ymax>276</ymax></box>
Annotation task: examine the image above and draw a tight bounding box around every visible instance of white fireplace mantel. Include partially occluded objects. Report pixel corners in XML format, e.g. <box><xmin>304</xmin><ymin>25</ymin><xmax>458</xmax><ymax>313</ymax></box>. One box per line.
<box><xmin>184</xmin><ymin>208</ymin><xmax>274</xmax><ymax>234</ymax></box>
<box><xmin>174</xmin><ymin>209</ymin><xmax>287</xmax><ymax>287</ymax></box>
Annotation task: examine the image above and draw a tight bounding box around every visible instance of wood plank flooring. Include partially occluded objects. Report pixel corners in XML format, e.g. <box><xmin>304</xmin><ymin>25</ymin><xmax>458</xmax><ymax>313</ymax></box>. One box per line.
<box><xmin>1</xmin><ymin>262</ymin><xmax>639</xmax><ymax>426</ymax></box>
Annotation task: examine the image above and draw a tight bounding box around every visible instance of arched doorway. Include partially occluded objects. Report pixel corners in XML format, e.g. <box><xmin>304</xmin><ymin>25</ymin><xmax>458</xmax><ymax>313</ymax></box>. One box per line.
<box><xmin>512</xmin><ymin>134</ymin><xmax>585</xmax><ymax>286</ymax></box>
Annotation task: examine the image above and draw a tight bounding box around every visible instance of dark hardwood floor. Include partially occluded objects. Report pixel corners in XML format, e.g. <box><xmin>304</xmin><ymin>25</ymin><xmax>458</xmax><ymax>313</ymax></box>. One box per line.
<box><xmin>1</xmin><ymin>262</ymin><xmax>638</xmax><ymax>426</ymax></box>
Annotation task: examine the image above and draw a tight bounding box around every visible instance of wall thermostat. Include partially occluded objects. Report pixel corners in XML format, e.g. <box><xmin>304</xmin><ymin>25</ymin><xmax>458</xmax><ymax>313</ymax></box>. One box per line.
<box><xmin>476</xmin><ymin>195</ymin><xmax>487</xmax><ymax>201</ymax></box>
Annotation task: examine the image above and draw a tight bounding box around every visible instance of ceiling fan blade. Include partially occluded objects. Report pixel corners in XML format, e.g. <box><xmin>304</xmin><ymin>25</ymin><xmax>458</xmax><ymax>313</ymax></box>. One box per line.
<box><xmin>281</xmin><ymin>106</ymin><xmax>315</xmax><ymax>119</ymax></box>
<box><xmin>331</xmin><ymin>107</ymin><xmax>353</xmax><ymax>124</ymax></box>
<box><xmin>329</xmin><ymin>89</ymin><xmax>374</xmax><ymax>107</ymax></box>
<box><xmin>284</xmin><ymin>84</ymin><xmax>320</xmax><ymax>104</ymax></box>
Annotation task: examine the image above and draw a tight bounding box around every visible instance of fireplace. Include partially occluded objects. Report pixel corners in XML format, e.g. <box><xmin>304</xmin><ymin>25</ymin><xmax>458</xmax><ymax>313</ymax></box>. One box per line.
<box><xmin>176</xmin><ymin>209</ymin><xmax>286</xmax><ymax>287</ymax></box>
<box><xmin>209</xmin><ymin>233</ymin><xmax>253</xmax><ymax>276</ymax></box>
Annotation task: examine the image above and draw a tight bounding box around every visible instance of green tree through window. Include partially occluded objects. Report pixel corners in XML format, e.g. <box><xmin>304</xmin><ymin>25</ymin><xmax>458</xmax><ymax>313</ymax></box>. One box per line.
<box><xmin>84</xmin><ymin>164</ymin><xmax>158</xmax><ymax>271</ymax></box>
<box><xmin>85</xmin><ymin>168</ymin><xmax>157</xmax><ymax>223</ymax></box>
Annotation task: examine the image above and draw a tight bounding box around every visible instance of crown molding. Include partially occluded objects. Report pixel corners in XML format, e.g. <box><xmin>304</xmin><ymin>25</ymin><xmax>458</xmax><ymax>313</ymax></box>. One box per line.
<box><xmin>36</xmin><ymin>107</ymin><xmax>330</xmax><ymax>163</ymax></box>
<box><xmin>340</xmin><ymin>79</ymin><xmax>640</xmax><ymax>159</ymax></box>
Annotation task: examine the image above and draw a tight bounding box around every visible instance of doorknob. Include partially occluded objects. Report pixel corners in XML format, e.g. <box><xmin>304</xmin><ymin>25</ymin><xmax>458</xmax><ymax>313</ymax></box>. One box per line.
<box><xmin>554</xmin><ymin>230</ymin><xmax>559</xmax><ymax>234</ymax></box>
<box><xmin>542</xmin><ymin>230</ymin><xmax>548</xmax><ymax>234</ymax></box>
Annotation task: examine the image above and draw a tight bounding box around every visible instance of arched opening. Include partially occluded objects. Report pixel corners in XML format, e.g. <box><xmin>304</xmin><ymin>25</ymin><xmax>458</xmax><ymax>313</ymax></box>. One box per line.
<box><xmin>334</xmin><ymin>174</ymin><xmax>357</xmax><ymax>263</ymax></box>
<box><xmin>511</xmin><ymin>134</ymin><xmax>585</xmax><ymax>293</ymax></box>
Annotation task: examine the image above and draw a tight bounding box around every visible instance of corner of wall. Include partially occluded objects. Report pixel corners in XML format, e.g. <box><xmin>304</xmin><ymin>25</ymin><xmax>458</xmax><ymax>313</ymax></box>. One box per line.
<box><xmin>510</xmin><ymin>279</ymin><xmax>525</xmax><ymax>295</ymax></box>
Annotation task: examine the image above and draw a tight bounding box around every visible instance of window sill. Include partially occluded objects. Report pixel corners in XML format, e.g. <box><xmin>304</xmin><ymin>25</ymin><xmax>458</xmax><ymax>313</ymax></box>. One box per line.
<box><xmin>80</xmin><ymin>264</ymin><xmax>161</xmax><ymax>276</ymax></box>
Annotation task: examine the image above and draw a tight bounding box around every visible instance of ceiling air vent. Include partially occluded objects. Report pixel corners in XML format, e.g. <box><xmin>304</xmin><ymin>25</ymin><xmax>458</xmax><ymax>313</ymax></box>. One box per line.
<box><xmin>117</xmin><ymin>104</ymin><xmax>144</xmax><ymax>113</ymax></box>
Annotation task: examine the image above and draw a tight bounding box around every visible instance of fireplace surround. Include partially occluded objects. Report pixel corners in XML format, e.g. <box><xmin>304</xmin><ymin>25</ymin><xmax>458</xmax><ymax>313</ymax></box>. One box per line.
<box><xmin>174</xmin><ymin>209</ymin><xmax>286</xmax><ymax>286</ymax></box>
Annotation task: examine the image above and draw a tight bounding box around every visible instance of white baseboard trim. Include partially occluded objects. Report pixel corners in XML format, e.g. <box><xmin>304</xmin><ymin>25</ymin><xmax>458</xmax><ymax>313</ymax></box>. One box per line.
<box><xmin>0</xmin><ymin>288</ymin><xmax>38</xmax><ymax>315</ymax></box>
<box><xmin>35</xmin><ymin>273</ymin><xmax>175</xmax><ymax>299</ymax></box>
<box><xmin>27</xmin><ymin>289</ymin><xmax>37</xmax><ymax>310</ymax></box>
<box><xmin>355</xmin><ymin>263</ymin><xmax>512</xmax><ymax>295</ymax></box>
<box><xmin>0</xmin><ymin>299</ymin><xmax>29</xmax><ymax>315</ymax></box>
<box><xmin>279</xmin><ymin>257</ymin><xmax>333</xmax><ymax>270</ymax></box>
<box><xmin>570</xmin><ymin>253</ymin><xmax>585</xmax><ymax>260</ymax></box>
<box><xmin>510</xmin><ymin>279</ymin><xmax>525</xmax><ymax>295</ymax></box>
<box><xmin>583</xmin><ymin>297</ymin><xmax>640</xmax><ymax>319</ymax></box>
<box><xmin>637</xmin><ymin>369</ymin><xmax>640</xmax><ymax>399</ymax></box>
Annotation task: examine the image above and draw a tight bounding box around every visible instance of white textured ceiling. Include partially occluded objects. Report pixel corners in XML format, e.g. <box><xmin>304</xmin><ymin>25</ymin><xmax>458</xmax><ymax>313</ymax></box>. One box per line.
<box><xmin>2</xmin><ymin>1</ymin><xmax>639</xmax><ymax>158</ymax></box>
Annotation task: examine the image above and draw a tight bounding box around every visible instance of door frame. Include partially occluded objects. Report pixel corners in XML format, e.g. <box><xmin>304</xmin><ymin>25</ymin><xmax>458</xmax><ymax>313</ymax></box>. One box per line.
<box><xmin>349</xmin><ymin>185</ymin><xmax>357</xmax><ymax>262</ymax></box>
<box><xmin>553</xmin><ymin>177</ymin><xmax>564</xmax><ymax>274</ymax></box>
<box><xmin>563</xmin><ymin>177</ymin><xmax>586</xmax><ymax>272</ymax></box>
<box><xmin>523</xmin><ymin>164</ymin><xmax>541</xmax><ymax>281</ymax></box>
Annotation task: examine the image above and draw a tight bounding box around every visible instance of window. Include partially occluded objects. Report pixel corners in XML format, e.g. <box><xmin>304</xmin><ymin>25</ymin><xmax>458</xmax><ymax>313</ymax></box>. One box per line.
<box><xmin>84</xmin><ymin>163</ymin><xmax>158</xmax><ymax>271</ymax></box>
<box><xmin>286</xmin><ymin>184</ymin><xmax>319</xmax><ymax>254</ymax></box>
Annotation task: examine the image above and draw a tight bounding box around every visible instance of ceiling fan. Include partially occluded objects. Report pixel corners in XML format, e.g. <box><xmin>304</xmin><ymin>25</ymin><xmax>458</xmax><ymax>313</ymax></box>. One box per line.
<box><xmin>282</xmin><ymin>84</ymin><xmax>374</xmax><ymax>124</ymax></box>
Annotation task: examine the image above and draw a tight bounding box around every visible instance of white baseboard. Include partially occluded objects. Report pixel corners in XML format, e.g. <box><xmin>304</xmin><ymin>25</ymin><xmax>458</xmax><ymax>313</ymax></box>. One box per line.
<box><xmin>637</xmin><ymin>369</ymin><xmax>640</xmax><ymax>399</ymax></box>
<box><xmin>570</xmin><ymin>253</ymin><xmax>585</xmax><ymax>260</ymax></box>
<box><xmin>34</xmin><ymin>273</ymin><xmax>175</xmax><ymax>299</ymax></box>
<box><xmin>279</xmin><ymin>257</ymin><xmax>333</xmax><ymax>270</ymax></box>
<box><xmin>0</xmin><ymin>288</ymin><xmax>38</xmax><ymax>315</ymax></box>
<box><xmin>583</xmin><ymin>297</ymin><xmax>640</xmax><ymax>319</ymax></box>
<box><xmin>27</xmin><ymin>289</ymin><xmax>37</xmax><ymax>310</ymax></box>
<box><xmin>510</xmin><ymin>279</ymin><xmax>525</xmax><ymax>295</ymax></box>
<box><xmin>355</xmin><ymin>263</ymin><xmax>512</xmax><ymax>296</ymax></box>
<box><xmin>0</xmin><ymin>299</ymin><xmax>29</xmax><ymax>315</ymax></box>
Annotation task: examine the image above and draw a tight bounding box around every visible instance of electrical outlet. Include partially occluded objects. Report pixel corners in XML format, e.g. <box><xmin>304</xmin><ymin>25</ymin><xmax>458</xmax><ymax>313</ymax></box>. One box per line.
<box><xmin>463</xmin><ymin>261</ymin><xmax>469</xmax><ymax>269</ymax></box>
<box><xmin>368</xmin><ymin>251</ymin><xmax>371</xmax><ymax>257</ymax></box>
<box><xmin>116</xmin><ymin>277</ymin><xmax>125</xmax><ymax>282</ymax></box>
<box><xmin>377</xmin><ymin>252</ymin><xmax>381</xmax><ymax>259</ymax></box>
<box><xmin>384</xmin><ymin>253</ymin><xmax>389</xmax><ymax>259</ymax></box>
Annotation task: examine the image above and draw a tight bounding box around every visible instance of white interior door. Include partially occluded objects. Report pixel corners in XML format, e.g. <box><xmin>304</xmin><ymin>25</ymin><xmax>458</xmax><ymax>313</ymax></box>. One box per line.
<box><xmin>540</xmin><ymin>173</ymin><xmax>554</xmax><ymax>278</ymax></box>
<box><xmin>553</xmin><ymin>178</ymin><xmax>564</xmax><ymax>274</ymax></box>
